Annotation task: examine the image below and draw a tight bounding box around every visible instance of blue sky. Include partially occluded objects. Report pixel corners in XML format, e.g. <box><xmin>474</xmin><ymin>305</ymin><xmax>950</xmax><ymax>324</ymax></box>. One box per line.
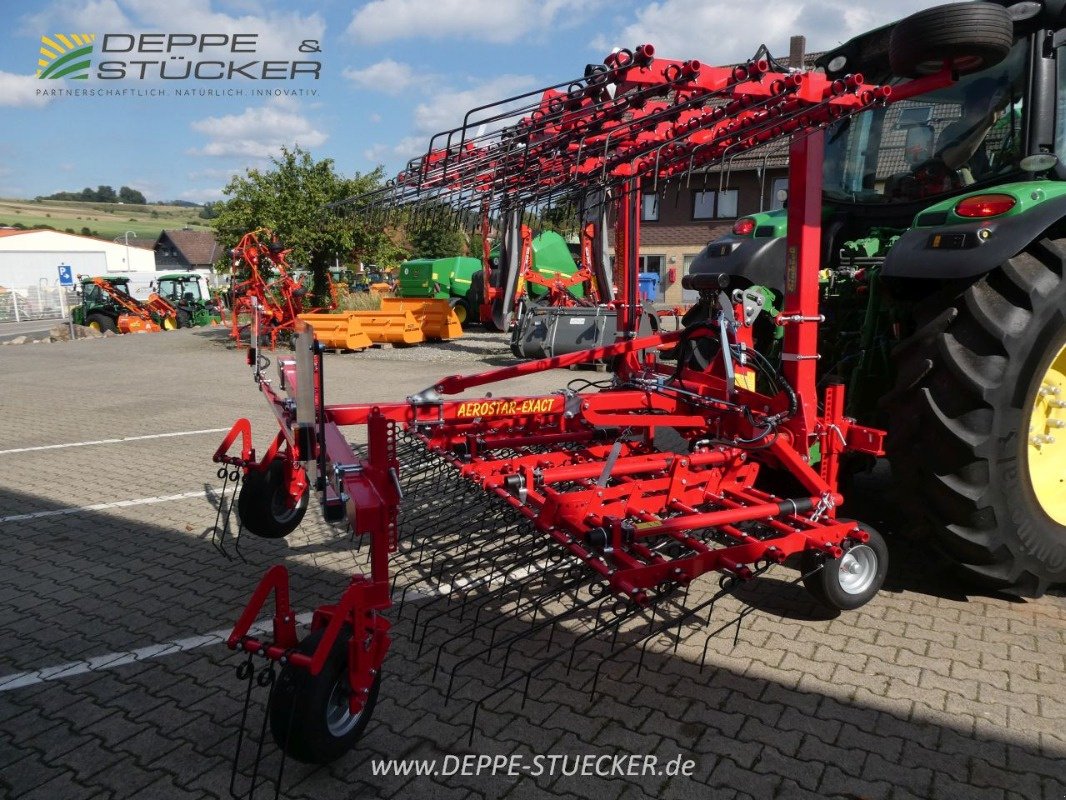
<box><xmin>0</xmin><ymin>0</ymin><xmax>940</xmax><ymax>204</ymax></box>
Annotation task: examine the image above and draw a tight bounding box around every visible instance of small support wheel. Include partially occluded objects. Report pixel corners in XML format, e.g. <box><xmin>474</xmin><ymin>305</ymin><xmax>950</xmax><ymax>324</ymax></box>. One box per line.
<box><xmin>269</xmin><ymin>628</ymin><xmax>380</xmax><ymax>764</ymax></box>
<box><xmin>236</xmin><ymin>458</ymin><xmax>309</xmax><ymax>539</ymax></box>
<box><xmin>802</xmin><ymin>522</ymin><xmax>888</xmax><ymax>611</ymax></box>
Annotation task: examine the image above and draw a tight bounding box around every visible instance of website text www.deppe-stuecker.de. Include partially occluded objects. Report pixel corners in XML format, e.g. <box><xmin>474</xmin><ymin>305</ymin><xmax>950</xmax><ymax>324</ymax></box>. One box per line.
<box><xmin>371</xmin><ymin>753</ymin><xmax>697</xmax><ymax>778</ymax></box>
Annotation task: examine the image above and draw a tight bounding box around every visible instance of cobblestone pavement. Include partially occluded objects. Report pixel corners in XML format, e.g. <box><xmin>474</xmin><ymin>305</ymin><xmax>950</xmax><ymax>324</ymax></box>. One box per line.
<box><xmin>1</xmin><ymin>328</ymin><xmax>1064</xmax><ymax>800</ymax></box>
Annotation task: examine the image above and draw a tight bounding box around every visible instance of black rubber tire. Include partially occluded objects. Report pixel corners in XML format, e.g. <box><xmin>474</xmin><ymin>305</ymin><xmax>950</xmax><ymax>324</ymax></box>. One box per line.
<box><xmin>449</xmin><ymin>296</ymin><xmax>471</xmax><ymax>327</ymax></box>
<box><xmin>889</xmin><ymin>3</ymin><xmax>1013</xmax><ymax>78</ymax></box>
<box><xmin>802</xmin><ymin>522</ymin><xmax>888</xmax><ymax>611</ymax></box>
<box><xmin>237</xmin><ymin>458</ymin><xmax>309</xmax><ymax>539</ymax></box>
<box><xmin>469</xmin><ymin>270</ymin><xmax>486</xmax><ymax>321</ymax></box>
<box><xmin>883</xmin><ymin>238</ymin><xmax>1066</xmax><ymax>597</ymax></box>
<box><xmin>87</xmin><ymin>313</ymin><xmax>117</xmax><ymax>333</ymax></box>
<box><xmin>177</xmin><ymin>309</ymin><xmax>192</xmax><ymax>329</ymax></box>
<box><xmin>269</xmin><ymin>628</ymin><xmax>380</xmax><ymax>764</ymax></box>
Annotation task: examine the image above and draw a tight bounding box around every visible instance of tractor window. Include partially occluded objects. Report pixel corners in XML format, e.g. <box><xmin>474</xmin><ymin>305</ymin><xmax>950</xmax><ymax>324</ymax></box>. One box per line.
<box><xmin>83</xmin><ymin>284</ymin><xmax>102</xmax><ymax>303</ymax></box>
<box><xmin>823</xmin><ymin>38</ymin><xmax>1027</xmax><ymax>205</ymax></box>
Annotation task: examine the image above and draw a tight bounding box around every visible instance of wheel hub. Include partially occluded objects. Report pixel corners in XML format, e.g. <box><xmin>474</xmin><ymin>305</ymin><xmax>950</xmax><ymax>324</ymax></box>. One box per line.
<box><xmin>837</xmin><ymin>545</ymin><xmax>878</xmax><ymax>595</ymax></box>
<box><xmin>1026</xmin><ymin>341</ymin><xmax>1066</xmax><ymax>526</ymax></box>
<box><xmin>326</xmin><ymin>679</ymin><xmax>363</xmax><ymax>737</ymax></box>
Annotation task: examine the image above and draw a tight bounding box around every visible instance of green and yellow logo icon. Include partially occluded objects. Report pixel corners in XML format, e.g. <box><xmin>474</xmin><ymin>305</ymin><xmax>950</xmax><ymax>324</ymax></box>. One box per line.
<box><xmin>37</xmin><ymin>34</ymin><xmax>95</xmax><ymax>80</ymax></box>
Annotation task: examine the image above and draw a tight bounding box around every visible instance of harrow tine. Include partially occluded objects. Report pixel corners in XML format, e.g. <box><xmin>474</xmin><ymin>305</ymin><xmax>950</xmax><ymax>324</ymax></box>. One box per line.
<box><xmin>228</xmin><ymin>658</ymin><xmax>286</xmax><ymax>800</ymax></box>
<box><xmin>211</xmin><ymin>466</ymin><xmax>241</xmax><ymax>560</ymax></box>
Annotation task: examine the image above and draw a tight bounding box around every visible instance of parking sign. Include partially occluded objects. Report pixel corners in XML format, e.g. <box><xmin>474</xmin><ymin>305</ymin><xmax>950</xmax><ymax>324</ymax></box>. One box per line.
<box><xmin>57</xmin><ymin>265</ymin><xmax>73</xmax><ymax>287</ymax></box>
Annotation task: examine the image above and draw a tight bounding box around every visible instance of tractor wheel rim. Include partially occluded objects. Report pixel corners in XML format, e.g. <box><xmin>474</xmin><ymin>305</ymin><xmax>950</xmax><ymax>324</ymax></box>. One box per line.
<box><xmin>326</xmin><ymin>679</ymin><xmax>362</xmax><ymax>736</ymax></box>
<box><xmin>1026</xmin><ymin>339</ymin><xmax>1066</xmax><ymax>526</ymax></box>
<box><xmin>455</xmin><ymin>304</ymin><xmax>467</xmax><ymax>323</ymax></box>
<box><xmin>837</xmin><ymin>545</ymin><xmax>877</xmax><ymax>595</ymax></box>
<box><xmin>88</xmin><ymin>321</ymin><xmax>101</xmax><ymax>331</ymax></box>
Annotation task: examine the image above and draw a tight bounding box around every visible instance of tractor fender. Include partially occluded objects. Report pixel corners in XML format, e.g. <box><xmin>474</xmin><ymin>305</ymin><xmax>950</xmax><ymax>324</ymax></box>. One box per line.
<box><xmin>683</xmin><ymin>235</ymin><xmax>787</xmax><ymax>293</ymax></box>
<box><xmin>883</xmin><ymin>193</ymin><xmax>1066</xmax><ymax>280</ymax></box>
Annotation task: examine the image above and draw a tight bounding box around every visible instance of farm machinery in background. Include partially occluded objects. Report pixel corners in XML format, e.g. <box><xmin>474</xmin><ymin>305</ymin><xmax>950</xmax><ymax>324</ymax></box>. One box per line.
<box><xmin>227</xmin><ymin>229</ymin><xmax>336</xmax><ymax>349</ymax></box>
<box><xmin>153</xmin><ymin>272</ymin><xmax>222</xmax><ymax>328</ymax></box>
<box><xmin>71</xmin><ymin>275</ymin><xmax>177</xmax><ymax>333</ymax></box>
<box><xmin>394</xmin><ymin>229</ymin><xmax>583</xmax><ymax>328</ymax></box>
<box><xmin>212</xmin><ymin>0</ymin><xmax>1034</xmax><ymax>782</ymax></box>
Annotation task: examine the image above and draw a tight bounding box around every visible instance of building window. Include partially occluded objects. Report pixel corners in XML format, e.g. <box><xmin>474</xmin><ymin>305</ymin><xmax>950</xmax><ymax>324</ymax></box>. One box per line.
<box><xmin>641</xmin><ymin>194</ymin><xmax>659</xmax><ymax>222</ymax></box>
<box><xmin>693</xmin><ymin>189</ymin><xmax>738</xmax><ymax>219</ymax></box>
<box><xmin>717</xmin><ymin>189</ymin><xmax>738</xmax><ymax>218</ymax></box>
<box><xmin>693</xmin><ymin>191</ymin><xmax>715</xmax><ymax>220</ymax></box>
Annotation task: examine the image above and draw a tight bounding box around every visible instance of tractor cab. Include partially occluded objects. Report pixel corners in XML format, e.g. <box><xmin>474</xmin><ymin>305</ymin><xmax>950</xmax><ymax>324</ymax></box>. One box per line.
<box><xmin>79</xmin><ymin>275</ymin><xmax>131</xmax><ymax>307</ymax></box>
<box><xmin>154</xmin><ymin>272</ymin><xmax>220</xmax><ymax>327</ymax></box>
<box><xmin>156</xmin><ymin>273</ymin><xmax>204</xmax><ymax>304</ymax></box>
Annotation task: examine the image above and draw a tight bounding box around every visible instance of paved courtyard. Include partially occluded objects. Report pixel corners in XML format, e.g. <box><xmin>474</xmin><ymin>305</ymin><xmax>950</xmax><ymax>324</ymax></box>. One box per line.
<box><xmin>0</xmin><ymin>327</ymin><xmax>1064</xmax><ymax>800</ymax></box>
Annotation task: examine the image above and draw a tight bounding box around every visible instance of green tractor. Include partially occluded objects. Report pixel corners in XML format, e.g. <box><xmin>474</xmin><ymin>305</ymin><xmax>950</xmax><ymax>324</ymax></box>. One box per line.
<box><xmin>688</xmin><ymin>0</ymin><xmax>1066</xmax><ymax>595</ymax></box>
<box><xmin>71</xmin><ymin>275</ymin><xmax>174</xmax><ymax>334</ymax></box>
<box><xmin>153</xmin><ymin>272</ymin><xmax>222</xmax><ymax>328</ymax></box>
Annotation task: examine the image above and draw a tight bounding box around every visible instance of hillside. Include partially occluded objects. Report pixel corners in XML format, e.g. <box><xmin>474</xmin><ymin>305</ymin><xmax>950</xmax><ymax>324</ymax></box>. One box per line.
<box><xmin>0</xmin><ymin>198</ymin><xmax>215</xmax><ymax>240</ymax></box>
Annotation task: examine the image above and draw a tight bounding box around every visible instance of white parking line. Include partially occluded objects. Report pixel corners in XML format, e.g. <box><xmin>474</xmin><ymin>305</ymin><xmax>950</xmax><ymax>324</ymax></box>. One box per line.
<box><xmin>0</xmin><ymin>613</ymin><xmax>314</xmax><ymax>693</ymax></box>
<box><xmin>0</xmin><ymin>428</ymin><xmax>230</xmax><ymax>456</ymax></box>
<box><xmin>0</xmin><ymin>490</ymin><xmax>210</xmax><ymax>523</ymax></box>
<box><xmin>0</xmin><ymin>560</ymin><xmax>551</xmax><ymax>692</ymax></box>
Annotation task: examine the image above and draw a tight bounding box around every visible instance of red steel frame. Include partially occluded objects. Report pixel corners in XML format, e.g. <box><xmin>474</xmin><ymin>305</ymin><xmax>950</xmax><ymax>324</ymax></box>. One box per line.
<box><xmin>216</xmin><ymin>47</ymin><xmax>957</xmax><ymax>717</ymax></box>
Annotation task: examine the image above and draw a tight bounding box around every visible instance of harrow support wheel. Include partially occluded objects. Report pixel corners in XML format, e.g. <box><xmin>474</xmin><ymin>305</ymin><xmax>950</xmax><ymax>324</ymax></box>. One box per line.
<box><xmin>269</xmin><ymin>628</ymin><xmax>380</xmax><ymax>764</ymax></box>
<box><xmin>237</xmin><ymin>458</ymin><xmax>309</xmax><ymax>539</ymax></box>
<box><xmin>802</xmin><ymin>522</ymin><xmax>888</xmax><ymax>611</ymax></box>
<box><xmin>884</xmin><ymin>239</ymin><xmax>1066</xmax><ymax>596</ymax></box>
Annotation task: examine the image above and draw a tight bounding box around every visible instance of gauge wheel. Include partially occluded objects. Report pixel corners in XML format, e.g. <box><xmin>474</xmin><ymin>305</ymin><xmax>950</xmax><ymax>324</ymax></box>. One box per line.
<box><xmin>269</xmin><ymin>628</ymin><xmax>380</xmax><ymax>764</ymax></box>
<box><xmin>236</xmin><ymin>458</ymin><xmax>309</xmax><ymax>539</ymax></box>
<box><xmin>802</xmin><ymin>521</ymin><xmax>888</xmax><ymax>611</ymax></box>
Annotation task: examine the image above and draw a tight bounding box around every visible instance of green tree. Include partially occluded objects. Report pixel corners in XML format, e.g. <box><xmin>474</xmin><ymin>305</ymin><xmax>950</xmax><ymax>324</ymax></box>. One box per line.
<box><xmin>213</xmin><ymin>146</ymin><xmax>384</xmax><ymax>304</ymax></box>
<box><xmin>118</xmin><ymin>186</ymin><xmax>146</xmax><ymax>204</ymax></box>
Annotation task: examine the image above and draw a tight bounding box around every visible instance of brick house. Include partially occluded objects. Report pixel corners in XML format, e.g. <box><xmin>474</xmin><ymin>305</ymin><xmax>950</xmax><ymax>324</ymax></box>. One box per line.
<box><xmin>623</xmin><ymin>47</ymin><xmax>821</xmax><ymax>305</ymax></box>
<box><xmin>153</xmin><ymin>229</ymin><xmax>221</xmax><ymax>271</ymax></box>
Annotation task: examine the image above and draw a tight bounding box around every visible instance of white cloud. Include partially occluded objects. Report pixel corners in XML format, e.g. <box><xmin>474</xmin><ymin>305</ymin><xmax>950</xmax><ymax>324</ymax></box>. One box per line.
<box><xmin>348</xmin><ymin>0</ymin><xmax>583</xmax><ymax>44</ymax></box>
<box><xmin>190</xmin><ymin>96</ymin><xmax>327</xmax><ymax>159</ymax></box>
<box><xmin>342</xmin><ymin>59</ymin><xmax>417</xmax><ymax>95</ymax></box>
<box><xmin>594</xmin><ymin>0</ymin><xmax>941</xmax><ymax>65</ymax></box>
<box><xmin>412</xmin><ymin>73</ymin><xmax>536</xmax><ymax>136</ymax></box>
<box><xmin>0</xmin><ymin>72</ymin><xmax>54</xmax><ymax>108</ymax></box>
<box><xmin>369</xmin><ymin>112</ymin><xmax>382</xmax><ymax>123</ymax></box>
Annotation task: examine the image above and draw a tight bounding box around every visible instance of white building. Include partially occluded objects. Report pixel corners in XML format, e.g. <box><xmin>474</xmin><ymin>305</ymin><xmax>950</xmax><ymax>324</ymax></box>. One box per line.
<box><xmin>0</xmin><ymin>229</ymin><xmax>156</xmax><ymax>289</ymax></box>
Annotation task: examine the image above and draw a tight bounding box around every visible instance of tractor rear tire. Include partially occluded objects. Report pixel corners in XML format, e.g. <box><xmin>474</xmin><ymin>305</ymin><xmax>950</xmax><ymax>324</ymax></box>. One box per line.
<box><xmin>269</xmin><ymin>628</ymin><xmax>380</xmax><ymax>764</ymax></box>
<box><xmin>802</xmin><ymin>522</ymin><xmax>888</xmax><ymax>611</ymax></box>
<box><xmin>883</xmin><ymin>237</ymin><xmax>1066</xmax><ymax>596</ymax></box>
<box><xmin>237</xmin><ymin>458</ymin><xmax>309</xmax><ymax>539</ymax></box>
<box><xmin>889</xmin><ymin>2</ymin><xmax>1013</xmax><ymax>78</ymax></box>
<box><xmin>87</xmin><ymin>313</ymin><xmax>116</xmax><ymax>333</ymax></box>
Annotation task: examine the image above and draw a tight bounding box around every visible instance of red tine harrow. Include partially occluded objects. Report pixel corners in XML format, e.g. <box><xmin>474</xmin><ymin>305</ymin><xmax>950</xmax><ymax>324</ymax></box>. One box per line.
<box><xmin>210</xmin><ymin>30</ymin><xmax>961</xmax><ymax>795</ymax></box>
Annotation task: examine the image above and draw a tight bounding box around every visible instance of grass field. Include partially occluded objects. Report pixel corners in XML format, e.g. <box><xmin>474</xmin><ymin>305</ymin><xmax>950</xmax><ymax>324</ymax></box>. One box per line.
<box><xmin>0</xmin><ymin>198</ymin><xmax>215</xmax><ymax>240</ymax></box>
